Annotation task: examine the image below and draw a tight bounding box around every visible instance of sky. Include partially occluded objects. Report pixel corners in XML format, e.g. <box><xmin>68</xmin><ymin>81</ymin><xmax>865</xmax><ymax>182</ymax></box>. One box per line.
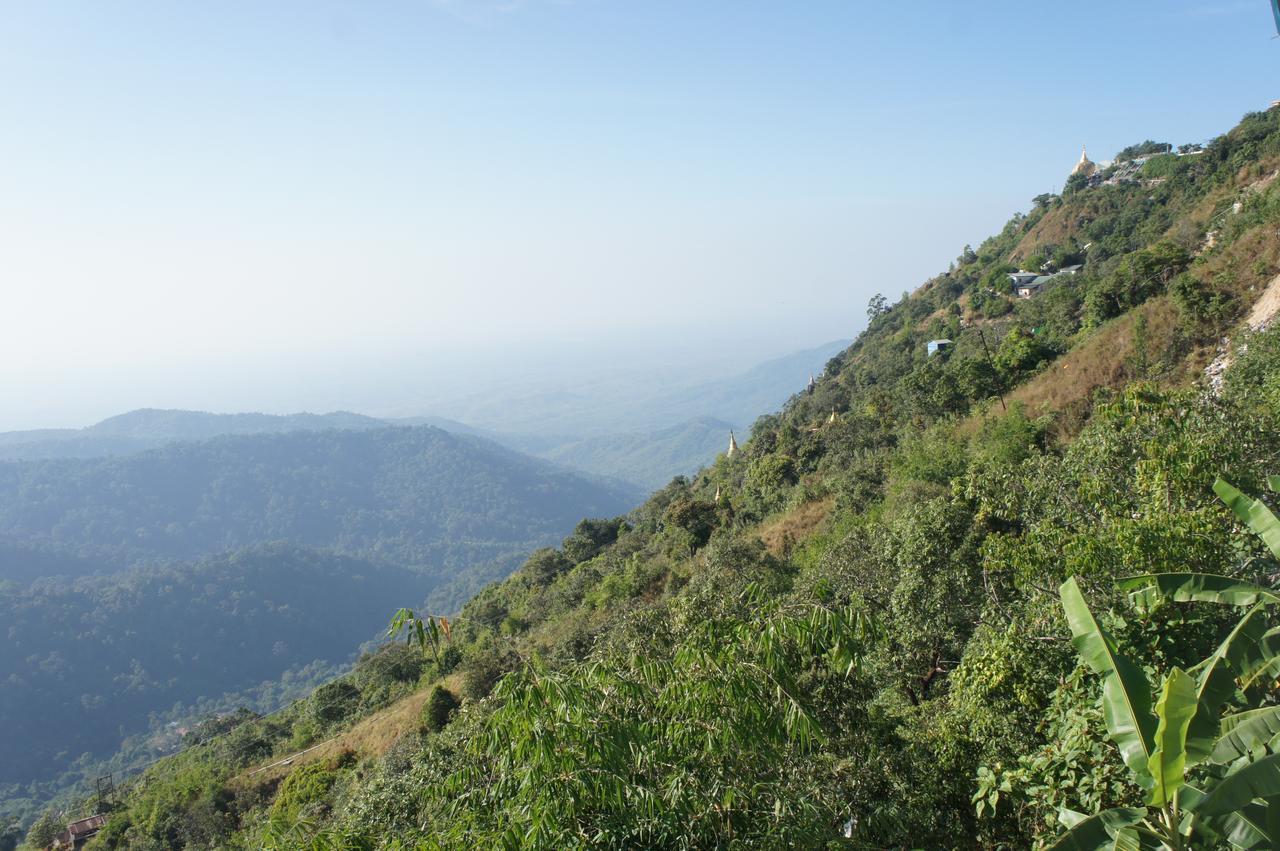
<box><xmin>1</xmin><ymin>0</ymin><xmax>1277</xmax><ymax>430</ymax></box>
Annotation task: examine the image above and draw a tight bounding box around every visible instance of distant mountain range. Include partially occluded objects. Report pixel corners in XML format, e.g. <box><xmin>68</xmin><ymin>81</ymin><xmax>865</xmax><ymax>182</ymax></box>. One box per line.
<box><xmin>0</xmin><ymin>425</ymin><xmax>636</xmax><ymax>574</ymax></box>
<box><xmin>0</xmin><ymin>341</ymin><xmax>848</xmax><ymax>489</ymax></box>
<box><xmin>413</xmin><ymin>339</ymin><xmax>850</xmax><ymax>438</ymax></box>
<box><xmin>0</xmin><ymin>410</ymin><xmax>387</xmax><ymax>461</ymax></box>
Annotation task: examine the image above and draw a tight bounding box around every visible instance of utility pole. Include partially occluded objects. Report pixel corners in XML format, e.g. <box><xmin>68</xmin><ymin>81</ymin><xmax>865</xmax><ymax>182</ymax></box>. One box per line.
<box><xmin>95</xmin><ymin>774</ymin><xmax>115</xmax><ymax>813</ymax></box>
<box><xmin>975</xmin><ymin>327</ymin><xmax>1008</xmax><ymax>413</ymax></box>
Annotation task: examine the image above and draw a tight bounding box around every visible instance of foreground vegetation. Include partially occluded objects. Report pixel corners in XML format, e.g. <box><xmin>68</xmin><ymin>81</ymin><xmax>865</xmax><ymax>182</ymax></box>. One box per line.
<box><xmin>16</xmin><ymin>108</ymin><xmax>1280</xmax><ymax>849</ymax></box>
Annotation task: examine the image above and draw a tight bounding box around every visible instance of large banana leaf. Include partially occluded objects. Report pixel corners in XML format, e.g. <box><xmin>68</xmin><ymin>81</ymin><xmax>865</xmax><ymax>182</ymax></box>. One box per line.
<box><xmin>1206</xmin><ymin>806</ymin><xmax>1275</xmax><ymax>850</ymax></box>
<box><xmin>1061</xmin><ymin>578</ymin><xmax>1156</xmax><ymax>787</ymax></box>
<box><xmin>1180</xmin><ymin>785</ymin><xmax>1274</xmax><ymax>849</ymax></box>
<box><xmin>1215</xmin><ymin>478</ymin><xmax>1280</xmax><ymax>562</ymax></box>
<box><xmin>1118</xmin><ymin>574</ymin><xmax>1280</xmax><ymax>609</ymax></box>
<box><xmin>1235</xmin><ymin>626</ymin><xmax>1280</xmax><ymax>691</ymax></box>
<box><xmin>1195</xmin><ymin>753</ymin><xmax>1280</xmax><ymax>816</ymax></box>
<box><xmin>1148</xmin><ymin>668</ymin><xmax>1197</xmax><ymax>806</ymax></box>
<box><xmin>1050</xmin><ymin>808</ymin><xmax>1149</xmax><ymax>850</ymax></box>
<box><xmin>1187</xmin><ymin>605</ymin><xmax>1271</xmax><ymax>765</ymax></box>
<box><xmin>1214</xmin><ymin>706</ymin><xmax>1280</xmax><ymax>764</ymax></box>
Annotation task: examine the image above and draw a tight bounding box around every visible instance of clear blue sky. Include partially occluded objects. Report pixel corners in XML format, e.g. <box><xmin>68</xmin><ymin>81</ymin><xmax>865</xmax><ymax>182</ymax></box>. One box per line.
<box><xmin>1</xmin><ymin>0</ymin><xmax>1276</xmax><ymax>428</ymax></box>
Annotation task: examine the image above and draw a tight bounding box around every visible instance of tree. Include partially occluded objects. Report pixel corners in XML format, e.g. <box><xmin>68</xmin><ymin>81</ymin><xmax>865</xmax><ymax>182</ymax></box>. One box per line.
<box><xmin>521</xmin><ymin>548</ymin><xmax>573</xmax><ymax>586</ymax></box>
<box><xmin>1064</xmin><ymin>171</ymin><xmax>1090</xmax><ymax>194</ymax></box>
<box><xmin>561</xmin><ymin>518</ymin><xmax>625</xmax><ymax>565</ymax></box>
<box><xmin>663</xmin><ymin>498</ymin><xmax>718</xmax><ymax>553</ymax></box>
<box><xmin>24</xmin><ymin>812</ymin><xmax>59</xmax><ymax>850</ymax></box>
<box><xmin>427</xmin><ymin>600</ymin><xmax>876</xmax><ymax>848</ymax></box>
<box><xmin>420</xmin><ymin>685</ymin><xmax>460</xmax><ymax>734</ymax></box>
<box><xmin>867</xmin><ymin>293</ymin><xmax>889</xmax><ymax>320</ymax></box>
<box><xmin>993</xmin><ymin>328</ymin><xmax>1052</xmax><ymax>383</ymax></box>
<box><xmin>310</xmin><ymin>681</ymin><xmax>362</xmax><ymax>728</ymax></box>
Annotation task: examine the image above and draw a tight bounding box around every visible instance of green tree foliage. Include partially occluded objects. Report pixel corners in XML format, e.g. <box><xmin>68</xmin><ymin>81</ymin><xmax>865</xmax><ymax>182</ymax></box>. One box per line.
<box><xmin>1116</xmin><ymin>140</ymin><xmax>1173</xmax><ymax>161</ymax></box>
<box><xmin>311</xmin><ymin>682</ymin><xmax>362</xmax><ymax>729</ymax></box>
<box><xmin>661</xmin><ymin>497</ymin><xmax>718</xmax><ymax>554</ymax></box>
<box><xmin>420</xmin><ymin>686</ymin><xmax>460</xmax><ymax>734</ymax></box>
<box><xmin>420</xmin><ymin>599</ymin><xmax>874</xmax><ymax>848</ymax></box>
<box><xmin>1048</xmin><ymin>547</ymin><xmax>1280</xmax><ymax>848</ymax></box>
<box><xmin>1083</xmin><ymin>241</ymin><xmax>1190</xmax><ymax>326</ymax></box>
<box><xmin>23</xmin><ymin>812</ymin><xmax>58</xmax><ymax>849</ymax></box>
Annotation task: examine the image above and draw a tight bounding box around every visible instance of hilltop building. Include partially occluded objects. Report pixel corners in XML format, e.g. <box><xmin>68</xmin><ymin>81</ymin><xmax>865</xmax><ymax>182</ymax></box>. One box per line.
<box><xmin>727</xmin><ymin>431</ymin><xmax>739</xmax><ymax>458</ymax></box>
<box><xmin>1071</xmin><ymin>145</ymin><xmax>1097</xmax><ymax>178</ymax></box>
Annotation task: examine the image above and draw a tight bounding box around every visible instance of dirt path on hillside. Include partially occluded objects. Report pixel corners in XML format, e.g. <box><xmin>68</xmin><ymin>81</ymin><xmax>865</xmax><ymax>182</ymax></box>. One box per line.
<box><xmin>1245</xmin><ymin>272</ymin><xmax>1280</xmax><ymax>332</ymax></box>
<box><xmin>1205</xmin><ymin>272</ymin><xmax>1280</xmax><ymax>393</ymax></box>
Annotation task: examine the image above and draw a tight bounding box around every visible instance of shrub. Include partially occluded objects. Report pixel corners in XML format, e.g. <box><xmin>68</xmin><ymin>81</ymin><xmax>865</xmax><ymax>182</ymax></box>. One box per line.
<box><xmin>310</xmin><ymin>681</ymin><xmax>362</xmax><ymax>728</ymax></box>
<box><xmin>270</xmin><ymin>762</ymin><xmax>339</xmax><ymax>820</ymax></box>
<box><xmin>420</xmin><ymin>686</ymin><xmax>460</xmax><ymax>734</ymax></box>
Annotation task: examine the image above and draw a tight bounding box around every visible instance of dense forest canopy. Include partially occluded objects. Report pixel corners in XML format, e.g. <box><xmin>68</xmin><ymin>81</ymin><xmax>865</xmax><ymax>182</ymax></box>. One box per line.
<box><xmin>0</xmin><ymin>547</ymin><xmax>428</xmax><ymax>809</ymax></box>
<box><xmin>13</xmin><ymin>108</ymin><xmax>1280</xmax><ymax>849</ymax></box>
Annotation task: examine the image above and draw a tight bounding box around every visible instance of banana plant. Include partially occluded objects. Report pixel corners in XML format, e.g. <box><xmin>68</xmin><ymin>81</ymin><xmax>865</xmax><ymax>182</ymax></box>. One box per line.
<box><xmin>1051</xmin><ymin>477</ymin><xmax>1280</xmax><ymax>850</ymax></box>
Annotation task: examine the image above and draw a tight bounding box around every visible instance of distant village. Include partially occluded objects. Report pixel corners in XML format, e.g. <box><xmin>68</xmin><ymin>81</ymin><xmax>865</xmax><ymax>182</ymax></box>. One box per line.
<box><xmin>922</xmin><ymin>140</ymin><xmax>1211</xmax><ymax>359</ymax></box>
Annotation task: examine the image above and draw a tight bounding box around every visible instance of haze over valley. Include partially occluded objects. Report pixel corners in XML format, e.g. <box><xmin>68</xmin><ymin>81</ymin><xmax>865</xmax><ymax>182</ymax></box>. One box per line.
<box><xmin>5</xmin><ymin>2</ymin><xmax>1280</xmax><ymax>849</ymax></box>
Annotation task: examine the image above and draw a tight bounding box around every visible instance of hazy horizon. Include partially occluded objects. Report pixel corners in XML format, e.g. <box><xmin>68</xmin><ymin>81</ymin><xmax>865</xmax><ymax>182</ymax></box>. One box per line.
<box><xmin>0</xmin><ymin>331</ymin><xmax>849</xmax><ymax>432</ymax></box>
<box><xmin>4</xmin><ymin>1</ymin><xmax>1277</xmax><ymax>430</ymax></box>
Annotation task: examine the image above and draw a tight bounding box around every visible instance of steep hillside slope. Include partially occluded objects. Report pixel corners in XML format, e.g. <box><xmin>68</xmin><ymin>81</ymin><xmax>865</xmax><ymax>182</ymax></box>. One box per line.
<box><xmin>44</xmin><ymin>109</ymin><xmax>1280</xmax><ymax>850</ymax></box>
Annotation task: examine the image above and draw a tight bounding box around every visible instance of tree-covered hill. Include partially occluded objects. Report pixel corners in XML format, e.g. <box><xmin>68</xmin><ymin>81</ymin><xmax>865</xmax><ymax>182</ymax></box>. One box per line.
<box><xmin>0</xmin><ymin>410</ymin><xmax>387</xmax><ymax>462</ymax></box>
<box><xmin>0</xmin><ymin>546</ymin><xmax>431</xmax><ymax>813</ymax></box>
<box><xmin>28</xmin><ymin>108</ymin><xmax>1280</xmax><ymax>849</ymax></box>
<box><xmin>0</xmin><ymin>425</ymin><xmax>638</xmax><ymax>576</ymax></box>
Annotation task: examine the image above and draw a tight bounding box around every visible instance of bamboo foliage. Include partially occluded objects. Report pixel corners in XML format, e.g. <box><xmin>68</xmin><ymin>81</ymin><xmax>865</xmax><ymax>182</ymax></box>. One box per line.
<box><xmin>427</xmin><ymin>597</ymin><xmax>876</xmax><ymax>848</ymax></box>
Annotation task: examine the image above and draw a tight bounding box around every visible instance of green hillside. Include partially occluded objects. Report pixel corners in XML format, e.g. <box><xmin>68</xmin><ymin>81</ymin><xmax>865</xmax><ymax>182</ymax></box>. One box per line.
<box><xmin>27</xmin><ymin>108</ymin><xmax>1280</xmax><ymax>849</ymax></box>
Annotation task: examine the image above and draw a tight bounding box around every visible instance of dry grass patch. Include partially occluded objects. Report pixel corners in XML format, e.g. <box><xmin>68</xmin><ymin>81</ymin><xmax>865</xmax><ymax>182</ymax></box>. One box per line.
<box><xmin>233</xmin><ymin>673</ymin><xmax>464</xmax><ymax>789</ymax></box>
<box><xmin>757</xmin><ymin>498</ymin><xmax>835</xmax><ymax>556</ymax></box>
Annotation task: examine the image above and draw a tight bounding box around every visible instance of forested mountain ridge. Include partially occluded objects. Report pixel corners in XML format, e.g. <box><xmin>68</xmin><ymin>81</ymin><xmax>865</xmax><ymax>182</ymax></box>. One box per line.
<box><xmin>0</xmin><ymin>425</ymin><xmax>637</xmax><ymax>573</ymax></box>
<box><xmin>0</xmin><ymin>410</ymin><xmax>387</xmax><ymax>461</ymax></box>
<box><xmin>26</xmin><ymin>109</ymin><xmax>1280</xmax><ymax>849</ymax></box>
<box><xmin>0</xmin><ymin>342</ymin><xmax>846</xmax><ymax>490</ymax></box>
